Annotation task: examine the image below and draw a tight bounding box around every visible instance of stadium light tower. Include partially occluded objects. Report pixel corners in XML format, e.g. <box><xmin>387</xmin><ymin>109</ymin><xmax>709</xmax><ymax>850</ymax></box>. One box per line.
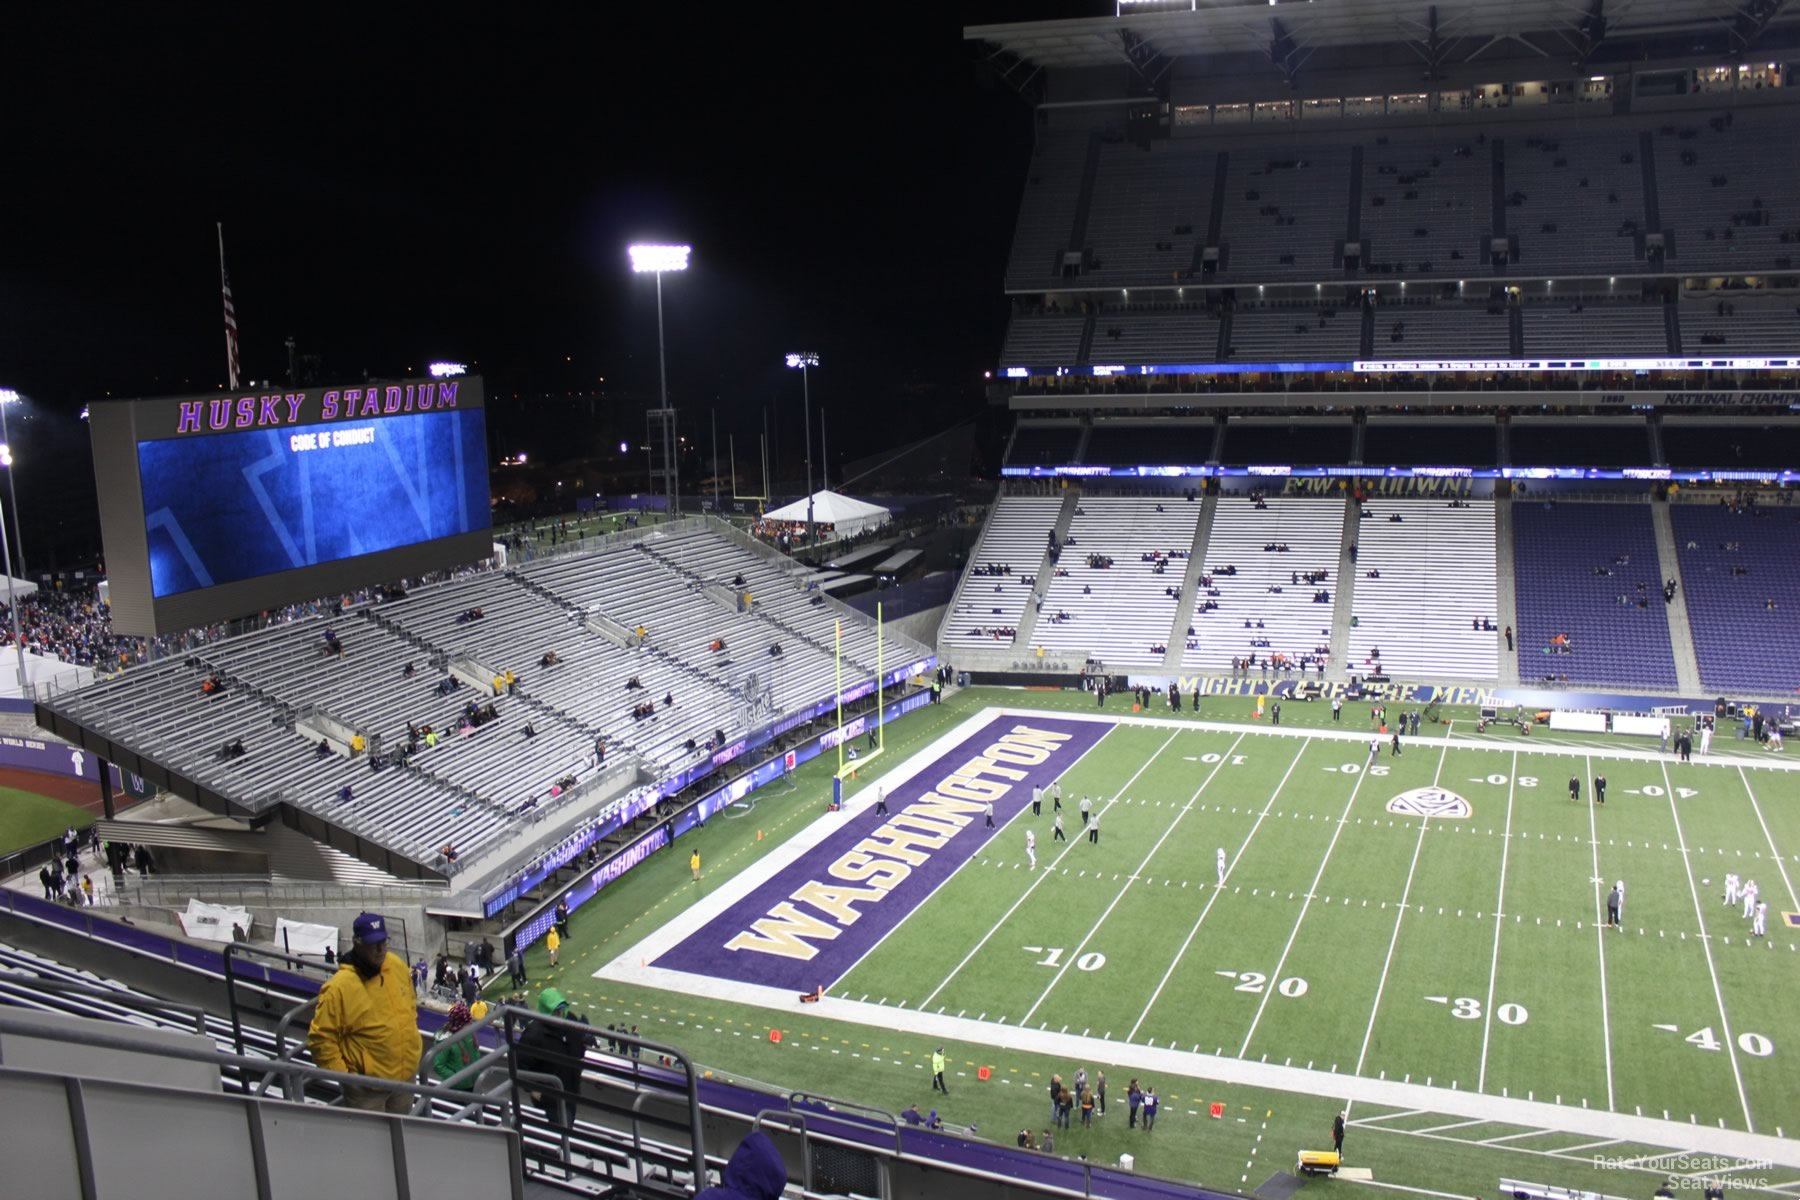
<box><xmin>0</xmin><ymin>432</ymin><xmax>24</xmax><ymax>696</ymax></box>
<box><xmin>785</xmin><ymin>353</ymin><xmax>819</xmax><ymax>541</ymax></box>
<box><xmin>0</xmin><ymin>389</ymin><xmax>26</xmax><ymax>579</ymax></box>
<box><xmin>630</xmin><ymin>244</ymin><xmax>690</xmax><ymax>514</ymax></box>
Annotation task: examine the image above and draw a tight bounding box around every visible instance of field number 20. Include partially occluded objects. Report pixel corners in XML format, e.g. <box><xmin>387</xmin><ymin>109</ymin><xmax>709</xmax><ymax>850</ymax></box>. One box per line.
<box><xmin>1232</xmin><ymin>972</ymin><xmax>1309</xmax><ymax>997</ymax></box>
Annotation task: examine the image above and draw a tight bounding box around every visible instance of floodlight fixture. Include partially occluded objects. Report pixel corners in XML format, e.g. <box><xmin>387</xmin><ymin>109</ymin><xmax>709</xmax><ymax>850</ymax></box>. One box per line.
<box><xmin>785</xmin><ymin>352</ymin><xmax>819</xmax><ymax>369</ymax></box>
<box><xmin>629</xmin><ymin>244</ymin><xmax>691</xmax><ymax>274</ymax></box>
<box><xmin>0</xmin><ymin>390</ymin><xmax>18</xmax><ymax>406</ymax></box>
<box><xmin>428</xmin><ymin>361</ymin><xmax>468</xmax><ymax>379</ymax></box>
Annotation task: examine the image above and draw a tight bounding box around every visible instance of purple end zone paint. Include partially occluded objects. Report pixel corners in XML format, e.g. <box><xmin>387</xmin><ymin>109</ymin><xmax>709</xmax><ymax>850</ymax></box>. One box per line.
<box><xmin>654</xmin><ymin>714</ymin><xmax>1110</xmax><ymax>992</ymax></box>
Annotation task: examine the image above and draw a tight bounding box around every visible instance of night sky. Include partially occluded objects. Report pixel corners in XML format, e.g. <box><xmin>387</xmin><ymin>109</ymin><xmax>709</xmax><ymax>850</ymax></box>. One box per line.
<box><xmin>1</xmin><ymin>5</ymin><xmax>1102</xmax><ymax>568</ymax></box>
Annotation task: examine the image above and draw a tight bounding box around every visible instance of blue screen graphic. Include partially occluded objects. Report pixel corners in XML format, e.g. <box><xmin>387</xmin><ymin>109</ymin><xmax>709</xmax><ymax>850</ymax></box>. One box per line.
<box><xmin>138</xmin><ymin>408</ymin><xmax>490</xmax><ymax>598</ymax></box>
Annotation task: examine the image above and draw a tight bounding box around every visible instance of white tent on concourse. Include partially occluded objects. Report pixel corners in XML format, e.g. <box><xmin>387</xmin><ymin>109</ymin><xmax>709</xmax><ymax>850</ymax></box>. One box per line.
<box><xmin>763</xmin><ymin>490</ymin><xmax>891</xmax><ymax>537</ymax></box>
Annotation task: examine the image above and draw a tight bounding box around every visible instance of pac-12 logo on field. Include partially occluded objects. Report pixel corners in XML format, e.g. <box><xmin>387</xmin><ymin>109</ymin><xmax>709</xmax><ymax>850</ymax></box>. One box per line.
<box><xmin>1387</xmin><ymin>787</ymin><xmax>1472</xmax><ymax>818</ymax></box>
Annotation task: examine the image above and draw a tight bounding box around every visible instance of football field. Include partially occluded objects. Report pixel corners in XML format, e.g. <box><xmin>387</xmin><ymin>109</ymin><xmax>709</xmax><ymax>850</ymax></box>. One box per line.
<box><xmin>603</xmin><ymin>699</ymin><xmax>1800</xmax><ymax>1188</ymax></box>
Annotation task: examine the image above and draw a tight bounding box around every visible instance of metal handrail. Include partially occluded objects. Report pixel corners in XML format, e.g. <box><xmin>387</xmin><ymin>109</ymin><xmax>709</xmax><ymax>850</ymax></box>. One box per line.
<box><xmin>0</xmin><ymin>968</ymin><xmax>210</xmax><ymax>1036</ymax></box>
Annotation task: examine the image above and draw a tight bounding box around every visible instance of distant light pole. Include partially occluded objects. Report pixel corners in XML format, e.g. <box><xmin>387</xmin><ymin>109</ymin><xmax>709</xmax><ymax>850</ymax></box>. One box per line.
<box><xmin>785</xmin><ymin>353</ymin><xmax>819</xmax><ymax>543</ymax></box>
<box><xmin>0</xmin><ymin>389</ymin><xmax>26</xmax><ymax>579</ymax></box>
<box><xmin>630</xmin><ymin>244</ymin><xmax>690</xmax><ymax>516</ymax></box>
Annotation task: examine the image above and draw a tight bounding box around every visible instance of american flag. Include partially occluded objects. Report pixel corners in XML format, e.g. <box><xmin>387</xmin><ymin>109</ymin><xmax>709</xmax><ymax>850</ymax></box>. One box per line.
<box><xmin>218</xmin><ymin>223</ymin><xmax>240</xmax><ymax>388</ymax></box>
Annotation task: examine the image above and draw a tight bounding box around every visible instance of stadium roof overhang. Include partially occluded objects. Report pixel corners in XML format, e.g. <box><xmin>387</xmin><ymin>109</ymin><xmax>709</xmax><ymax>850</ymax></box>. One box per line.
<box><xmin>966</xmin><ymin>0</ymin><xmax>1800</xmax><ymax>79</ymax></box>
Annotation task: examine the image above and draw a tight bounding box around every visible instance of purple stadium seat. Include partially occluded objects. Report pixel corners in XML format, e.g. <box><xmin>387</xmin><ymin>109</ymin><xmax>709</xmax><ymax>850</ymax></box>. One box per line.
<box><xmin>1672</xmin><ymin>504</ymin><xmax>1800</xmax><ymax>696</ymax></box>
<box><xmin>1512</xmin><ymin>503</ymin><xmax>1677</xmax><ymax>689</ymax></box>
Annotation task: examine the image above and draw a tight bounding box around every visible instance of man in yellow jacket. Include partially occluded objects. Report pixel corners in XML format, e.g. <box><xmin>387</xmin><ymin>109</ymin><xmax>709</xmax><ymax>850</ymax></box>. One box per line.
<box><xmin>308</xmin><ymin>912</ymin><xmax>422</xmax><ymax>1113</ymax></box>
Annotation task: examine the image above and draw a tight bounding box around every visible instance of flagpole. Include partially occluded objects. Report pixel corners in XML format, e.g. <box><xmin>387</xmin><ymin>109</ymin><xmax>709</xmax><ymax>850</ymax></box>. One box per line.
<box><xmin>218</xmin><ymin>223</ymin><xmax>240</xmax><ymax>389</ymax></box>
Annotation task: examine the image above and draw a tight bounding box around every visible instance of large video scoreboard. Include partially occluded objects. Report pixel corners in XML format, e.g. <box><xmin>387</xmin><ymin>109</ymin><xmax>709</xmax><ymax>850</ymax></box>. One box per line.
<box><xmin>90</xmin><ymin>377</ymin><xmax>492</xmax><ymax>635</ymax></box>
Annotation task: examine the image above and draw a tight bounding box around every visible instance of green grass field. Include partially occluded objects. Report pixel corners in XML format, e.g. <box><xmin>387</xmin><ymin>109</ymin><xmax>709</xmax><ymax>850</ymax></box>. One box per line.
<box><xmin>536</xmin><ymin>687</ymin><xmax>1800</xmax><ymax>1197</ymax></box>
<box><xmin>0</xmin><ymin>785</ymin><xmax>92</xmax><ymax>857</ymax></box>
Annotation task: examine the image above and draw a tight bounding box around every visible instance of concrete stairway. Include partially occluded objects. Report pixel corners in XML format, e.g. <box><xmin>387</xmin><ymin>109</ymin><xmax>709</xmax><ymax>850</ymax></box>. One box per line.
<box><xmin>1016</xmin><ymin>489</ymin><xmax>1081</xmax><ymax>650</ymax></box>
<box><xmin>1649</xmin><ymin>502</ymin><xmax>1704</xmax><ymax>695</ymax></box>
<box><xmin>1327</xmin><ymin>499</ymin><xmax>1359</xmax><ymax>681</ymax></box>
<box><xmin>1163</xmin><ymin>495</ymin><xmax>1217</xmax><ymax>671</ymax></box>
<box><xmin>1494</xmin><ymin>497</ymin><xmax>1521</xmax><ymax>685</ymax></box>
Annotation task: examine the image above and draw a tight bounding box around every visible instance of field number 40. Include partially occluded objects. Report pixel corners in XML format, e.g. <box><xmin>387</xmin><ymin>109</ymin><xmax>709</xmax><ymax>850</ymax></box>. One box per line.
<box><xmin>1683</xmin><ymin>1026</ymin><xmax>1775</xmax><ymax>1057</ymax></box>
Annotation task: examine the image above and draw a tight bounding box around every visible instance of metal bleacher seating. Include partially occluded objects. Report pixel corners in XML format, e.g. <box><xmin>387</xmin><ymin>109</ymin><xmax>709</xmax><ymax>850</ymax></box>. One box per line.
<box><xmin>1511</xmin><ymin>502</ymin><xmax>1679</xmax><ymax>689</ymax></box>
<box><xmin>45</xmin><ymin>523</ymin><xmax>924</xmax><ymax>876</ymax></box>
<box><xmin>1000</xmin><ymin>309</ymin><xmax>1087</xmax><ymax>366</ymax></box>
<box><xmin>1370</xmin><ymin>302</ymin><xmax>1512</xmax><ymax>360</ymax></box>
<box><xmin>1217</xmin><ymin>145</ymin><xmax>1352</xmax><ymax>282</ymax></box>
<box><xmin>1678</xmin><ymin>295</ymin><xmax>1800</xmax><ymax>355</ymax></box>
<box><xmin>1005</xmin><ymin>134</ymin><xmax>1089</xmax><ymax>290</ymax></box>
<box><xmin>1347</xmin><ymin>498</ymin><xmax>1500</xmax><ymax>681</ymax></box>
<box><xmin>1092</xmin><ymin>306</ymin><xmax>1220</xmax><ymax>364</ymax></box>
<box><xmin>1519</xmin><ymin>301</ymin><xmax>1668</xmax><ymax>358</ymax></box>
<box><xmin>1671</xmin><ymin>502</ymin><xmax>1800</xmax><ymax>695</ymax></box>
<box><xmin>1227</xmin><ymin>304</ymin><xmax>1361</xmax><ymax>361</ymax></box>
<box><xmin>1360</xmin><ymin>135</ymin><xmax>1488</xmax><ymax>277</ymax></box>
<box><xmin>1188</xmin><ymin>497</ymin><xmax>1344</xmax><ymax>672</ymax></box>
<box><xmin>1031</xmin><ymin>497</ymin><xmax>1202</xmax><ymax>668</ymax></box>
<box><xmin>1504</xmin><ymin>130</ymin><xmax>1647</xmax><ymax>277</ymax></box>
<box><xmin>1657</xmin><ymin>112</ymin><xmax>1800</xmax><ymax>275</ymax></box>
<box><xmin>946</xmin><ymin>496</ymin><xmax>1062</xmax><ymax>650</ymax></box>
<box><xmin>1082</xmin><ymin>140</ymin><xmax>1217</xmax><ymax>289</ymax></box>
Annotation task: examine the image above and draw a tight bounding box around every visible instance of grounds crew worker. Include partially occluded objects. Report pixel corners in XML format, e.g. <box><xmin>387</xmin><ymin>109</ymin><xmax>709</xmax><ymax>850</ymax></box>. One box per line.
<box><xmin>308</xmin><ymin>911</ymin><xmax>422</xmax><ymax>1112</ymax></box>
<box><xmin>932</xmin><ymin>1046</ymin><xmax>949</xmax><ymax>1094</ymax></box>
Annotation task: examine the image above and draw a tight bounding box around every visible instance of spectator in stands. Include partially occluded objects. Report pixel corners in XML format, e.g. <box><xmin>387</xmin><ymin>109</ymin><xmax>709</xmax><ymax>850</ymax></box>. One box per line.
<box><xmin>402</xmin><ymin>662</ymin><xmax>416</xmax><ymax>677</ymax></box>
<box><xmin>307</xmin><ymin>912</ymin><xmax>422</xmax><ymax>1114</ymax></box>
<box><xmin>430</xmin><ymin>1001</ymin><xmax>477</xmax><ymax>1091</ymax></box>
<box><xmin>690</xmin><ymin>1131</ymin><xmax>790</xmax><ymax>1200</ymax></box>
<box><xmin>516</xmin><ymin>988</ymin><xmax>589</xmax><ymax>1128</ymax></box>
<box><xmin>322</xmin><ymin>628</ymin><xmax>342</xmax><ymax>656</ymax></box>
<box><xmin>540</xmin><ymin>651</ymin><xmax>560</xmax><ymax>668</ymax></box>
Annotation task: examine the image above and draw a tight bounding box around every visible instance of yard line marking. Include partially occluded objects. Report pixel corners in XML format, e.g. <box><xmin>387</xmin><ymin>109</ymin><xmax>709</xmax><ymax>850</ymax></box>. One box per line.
<box><xmin>1556</xmin><ymin>1138</ymin><xmax>1624</xmax><ymax>1155</ymax></box>
<box><xmin>1738</xmin><ymin>765</ymin><xmax>1800</xmax><ymax>911</ymax></box>
<box><xmin>1340</xmin><ymin>1180</ymin><xmax>1479</xmax><ymax>1200</ymax></box>
<box><xmin>1020</xmin><ymin>731</ymin><xmax>1248</xmax><ymax>1027</ymax></box>
<box><xmin>1411</xmin><ymin>1117</ymin><xmax>1489</xmax><ymax>1135</ymax></box>
<box><xmin>1344</xmin><ymin>1108</ymin><xmax>1428</xmax><ymax>1126</ymax></box>
<box><xmin>1238</xmin><ymin>745</ymin><xmax>1373</xmax><ymax>1061</ymax></box>
<box><xmin>1479</xmin><ymin>1128</ymin><xmax>1553</xmax><ymax>1145</ymax></box>
<box><xmin>1660</xmin><ymin>758</ymin><xmax>1754</xmax><ymax>1132</ymax></box>
<box><xmin>1584</xmin><ymin>754</ymin><xmax>1617</xmax><ymax>1113</ymax></box>
<box><xmin>1350</xmin><ymin>738</ymin><xmax>1451</xmax><ymax>1096</ymax></box>
<box><xmin>917</xmin><ymin>730</ymin><xmax>1183</xmax><ymax>1011</ymax></box>
<box><xmin>1478</xmin><ymin>749</ymin><xmax>1519</xmax><ymax>1094</ymax></box>
<box><xmin>1126</xmin><ymin>734</ymin><xmax>1311</xmax><ymax>1041</ymax></box>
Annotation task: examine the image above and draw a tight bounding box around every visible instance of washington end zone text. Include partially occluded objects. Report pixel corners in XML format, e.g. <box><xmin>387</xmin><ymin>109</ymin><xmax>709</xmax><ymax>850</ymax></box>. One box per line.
<box><xmin>651</xmin><ymin>715</ymin><xmax>1109</xmax><ymax>992</ymax></box>
<box><xmin>724</xmin><ymin>724</ymin><xmax>1071</xmax><ymax>960</ymax></box>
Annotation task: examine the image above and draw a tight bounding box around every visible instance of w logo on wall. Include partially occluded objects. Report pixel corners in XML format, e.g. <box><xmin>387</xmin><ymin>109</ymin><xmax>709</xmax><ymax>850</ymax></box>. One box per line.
<box><xmin>1387</xmin><ymin>787</ymin><xmax>1472</xmax><ymax>819</ymax></box>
